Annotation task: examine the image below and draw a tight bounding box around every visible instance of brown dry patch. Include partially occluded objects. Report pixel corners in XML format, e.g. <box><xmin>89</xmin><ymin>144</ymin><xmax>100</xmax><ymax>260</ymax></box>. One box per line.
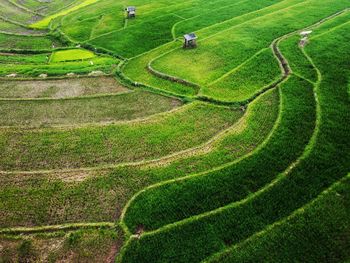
<box><xmin>0</xmin><ymin>229</ymin><xmax>124</xmax><ymax>263</ymax></box>
<box><xmin>0</xmin><ymin>236</ymin><xmax>65</xmax><ymax>262</ymax></box>
<box><xmin>50</xmin><ymin>169</ymin><xmax>110</xmax><ymax>183</ymax></box>
<box><xmin>106</xmin><ymin>243</ymin><xmax>119</xmax><ymax>263</ymax></box>
<box><xmin>106</xmin><ymin>234</ymin><xmax>124</xmax><ymax>263</ymax></box>
<box><xmin>0</xmin><ymin>77</ymin><xmax>130</xmax><ymax>99</ymax></box>
<box><xmin>0</xmin><ymin>169</ymin><xmax>110</xmax><ymax>187</ymax></box>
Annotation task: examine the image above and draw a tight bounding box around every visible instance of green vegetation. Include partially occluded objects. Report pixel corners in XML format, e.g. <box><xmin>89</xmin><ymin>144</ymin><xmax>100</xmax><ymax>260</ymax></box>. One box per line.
<box><xmin>0</xmin><ymin>34</ymin><xmax>59</xmax><ymax>50</ymax></box>
<box><xmin>0</xmin><ymin>18</ymin><xmax>41</xmax><ymax>35</ymax></box>
<box><xmin>59</xmin><ymin>0</ymin><xmax>287</xmax><ymax>58</ymax></box>
<box><xmin>50</xmin><ymin>49</ymin><xmax>96</xmax><ymax>62</ymax></box>
<box><xmin>122</xmin><ymin>76</ymin><xmax>316</xmax><ymax>232</ymax></box>
<box><xmin>206</xmin><ymin>175</ymin><xmax>350</xmax><ymax>263</ymax></box>
<box><xmin>151</xmin><ymin>0</ymin><xmax>348</xmax><ymax>86</ymax></box>
<box><xmin>0</xmin><ymin>90</ymin><xmax>182</xmax><ymax>127</ymax></box>
<box><xmin>89</xmin><ymin>14</ymin><xmax>182</xmax><ymax>58</ymax></box>
<box><xmin>31</xmin><ymin>0</ymin><xmax>100</xmax><ymax>29</ymax></box>
<box><xmin>0</xmin><ymin>102</ymin><xmax>242</xmax><ymax>170</ymax></box>
<box><xmin>118</xmin><ymin>15</ymin><xmax>350</xmax><ymax>263</ymax></box>
<box><xmin>0</xmin><ymin>89</ymin><xmax>277</xmax><ymax>227</ymax></box>
<box><xmin>201</xmin><ymin>48</ymin><xmax>281</xmax><ymax>102</ymax></box>
<box><xmin>122</xmin><ymin>42</ymin><xmax>198</xmax><ymax>97</ymax></box>
<box><xmin>0</xmin><ymin>54</ymin><xmax>117</xmax><ymax>77</ymax></box>
<box><xmin>0</xmin><ymin>227</ymin><xmax>121</xmax><ymax>262</ymax></box>
<box><xmin>0</xmin><ymin>0</ymin><xmax>38</xmax><ymax>25</ymax></box>
<box><xmin>0</xmin><ymin>0</ymin><xmax>349</xmax><ymax>261</ymax></box>
<box><xmin>0</xmin><ymin>53</ymin><xmax>49</xmax><ymax>64</ymax></box>
<box><xmin>11</xmin><ymin>0</ymin><xmax>81</xmax><ymax>16</ymax></box>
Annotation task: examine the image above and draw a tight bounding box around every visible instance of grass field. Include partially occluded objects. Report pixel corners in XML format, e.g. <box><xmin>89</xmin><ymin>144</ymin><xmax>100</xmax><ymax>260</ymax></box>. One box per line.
<box><xmin>50</xmin><ymin>49</ymin><xmax>96</xmax><ymax>62</ymax></box>
<box><xmin>30</xmin><ymin>0</ymin><xmax>100</xmax><ymax>29</ymax></box>
<box><xmin>0</xmin><ymin>90</ymin><xmax>183</xmax><ymax>127</ymax></box>
<box><xmin>0</xmin><ymin>89</ymin><xmax>277</xmax><ymax>228</ymax></box>
<box><xmin>0</xmin><ymin>0</ymin><xmax>349</xmax><ymax>262</ymax></box>
<box><xmin>0</xmin><ymin>34</ymin><xmax>60</xmax><ymax>50</ymax></box>
<box><xmin>0</xmin><ymin>53</ymin><xmax>118</xmax><ymax>77</ymax></box>
<box><xmin>0</xmin><ymin>102</ymin><xmax>242</xmax><ymax>170</ymax></box>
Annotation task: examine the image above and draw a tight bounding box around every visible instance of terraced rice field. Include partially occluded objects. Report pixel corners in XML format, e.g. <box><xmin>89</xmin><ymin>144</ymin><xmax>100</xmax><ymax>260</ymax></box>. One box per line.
<box><xmin>0</xmin><ymin>0</ymin><xmax>349</xmax><ymax>262</ymax></box>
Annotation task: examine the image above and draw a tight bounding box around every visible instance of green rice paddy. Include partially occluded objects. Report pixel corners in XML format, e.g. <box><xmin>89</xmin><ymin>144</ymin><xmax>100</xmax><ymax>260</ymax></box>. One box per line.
<box><xmin>0</xmin><ymin>0</ymin><xmax>349</xmax><ymax>262</ymax></box>
<box><xmin>50</xmin><ymin>49</ymin><xmax>96</xmax><ymax>62</ymax></box>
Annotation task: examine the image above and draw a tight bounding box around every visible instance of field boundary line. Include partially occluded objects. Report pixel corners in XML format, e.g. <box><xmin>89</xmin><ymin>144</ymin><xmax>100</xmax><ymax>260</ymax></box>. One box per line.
<box><xmin>47</xmin><ymin>0</ymin><xmax>82</xmax><ymax>16</ymax></box>
<box><xmin>171</xmin><ymin>16</ymin><xmax>199</xmax><ymax>40</ymax></box>
<box><xmin>0</xmin><ymin>103</ymin><xmax>245</xmax><ymax>174</ymax></box>
<box><xmin>126</xmin><ymin>0</ymin><xmax>311</xmax><ymax>102</ymax></box>
<box><xmin>292</xmin><ymin>72</ymin><xmax>315</xmax><ymax>85</ymax></box>
<box><xmin>0</xmin><ymin>222</ymin><xmax>115</xmax><ymax>235</ymax></box>
<box><xmin>6</xmin><ymin>0</ymin><xmax>42</xmax><ymax>16</ymax></box>
<box><xmin>118</xmin><ymin>9</ymin><xmax>347</xmax><ymax>238</ymax></box>
<box><xmin>86</xmin><ymin>12</ymin><xmax>185</xmax><ymax>43</ymax></box>
<box><xmin>126</xmin><ymin>38</ymin><xmax>181</xmax><ymax>61</ymax></box>
<box><xmin>0</xmin><ymin>73</ymin><xmax>115</xmax><ymax>82</ymax></box>
<box><xmin>126</xmin><ymin>0</ymin><xmax>303</xmax><ymax>61</ymax></box>
<box><xmin>118</xmin><ymin>81</ymin><xmax>285</xmax><ymax>237</ymax></box>
<box><xmin>199</xmin><ymin>0</ymin><xmax>310</xmax><ymax>43</ymax></box>
<box><xmin>0</xmin><ymin>100</ymin><xmax>194</xmax><ymax>131</ymax></box>
<box><xmin>89</xmin><ymin>13</ymin><xmax>117</xmax><ymax>39</ymax></box>
<box><xmin>30</xmin><ymin>0</ymin><xmax>103</xmax><ymax>29</ymax></box>
<box><xmin>310</xmin><ymin>17</ymin><xmax>350</xmax><ymax>40</ymax></box>
<box><xmin>0</xmin><ymin>95</ymin><xmax>186</xmax><ymax>130</ymax></box>
<box><xmin>171</xmin><ymin>0</ymin><xmax>253</xmax><ymax>39</ymax></box>
<box><xmin>0</xmin><ymin>30</ymin><xmax>46</xmax><ymax>36</ymax></box>
<box><xmin>0</xmin><ymin>90</ymin><xmax>132</xmax><ymax>102</ymax></box>
<box><xmin>202</xmin><ymin>174</ymin><xmax>350</xmax><ymax>263</ymax></box>
<box><xmin>84</xmin><ymin>0</ymin><xmax>196</xmax><ymax>41</ymax></box>
<box><xmin>147</xmin><ymin>57</ymin><xmax>200</xmax><ymax>92</ymax></box>
<box><xmin>123</xmin><ymin>75</ymin><xmax>313</xmax><ymax>239</ymax></box>
<box><xmin>0</xmin><ymin>15</ymin><xmax>38</xmax><ymax>30</ymax></box>
<box><xmin>171</xmin><ymin>13</ymin><xmax>186</xmax><ymax>20</ymax></box>
<box><xmin>208</xmin><ymin>48</ymin><xmax>269</xmax><ymax>86</ymax></box>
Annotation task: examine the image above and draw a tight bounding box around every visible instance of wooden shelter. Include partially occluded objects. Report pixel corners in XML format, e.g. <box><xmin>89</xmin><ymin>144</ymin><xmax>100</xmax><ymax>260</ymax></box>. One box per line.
<box><xmin>126</xmin><ymin>6</ymin><xmax>136</xmax><ymax>18</ymax></box>
<box><xmin>183</xmin><ymin>33</ymin><xmax>197</xmax><ymax>48</ymax></box>
<box><xmin>300</xmin><ymin>30</ymin><xmax>312</xmax><ymax>37</ymax></box>
<box><xmin>299</xmin><ymin>36</ymin><xmax>309</xmax><ymax>48</ymax></box>
<box><xmin>299</xmin><ymin>31</ymin><xmax>312</xmax><ymax>47</ymax></box>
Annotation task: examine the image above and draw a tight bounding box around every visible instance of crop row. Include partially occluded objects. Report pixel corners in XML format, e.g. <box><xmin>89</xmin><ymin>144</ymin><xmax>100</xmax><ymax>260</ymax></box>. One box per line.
<box><xmin>122</xmin><ymin>74</ymin><xmax>316</xmax><ymax>233</ymax></box>
<box><xmin>117</xmin><ymin>17</ymin><xmax>350</xmax><ymax>263</ymax></box>
<box><xmin>152</xmin><ymin>0</ymin><xmax>348</xmax><ymax>90</ymax></box>
<box><xmin>0</xmin><ymin>102</ymin><xmax>242</xmax><ymax>171</ymax></box>
<box><xmin>0</xmin><ymin>88</ymin><xmax>278</xmax><ymax>227</ymax></box>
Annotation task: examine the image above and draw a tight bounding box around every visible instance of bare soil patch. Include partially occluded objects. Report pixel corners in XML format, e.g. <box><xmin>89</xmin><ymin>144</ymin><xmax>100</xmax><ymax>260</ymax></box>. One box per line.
<box><xmin>0</xmin><ymin>77</ymin><xmax>129</xmax><ymax>99</ymax></box>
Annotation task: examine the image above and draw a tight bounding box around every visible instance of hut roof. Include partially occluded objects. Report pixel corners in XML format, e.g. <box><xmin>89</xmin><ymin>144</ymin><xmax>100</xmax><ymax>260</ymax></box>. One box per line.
<box><xmin>184</xmin><ymin>33</ymin><xmax>197</xmax><ymax>41</ymax></box>
<box><xmin>126</xmin><ymin>6</ymin><xmax>136</xmax><ymax>11</ymax></box>
<box><xmin>300</xmin><ymin>30</ymin><xmax>312</xmax><ymax>36</ymax></box>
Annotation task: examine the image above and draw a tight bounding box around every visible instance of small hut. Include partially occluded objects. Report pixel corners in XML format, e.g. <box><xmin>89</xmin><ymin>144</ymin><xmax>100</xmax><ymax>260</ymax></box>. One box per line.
<box><xmin>183</xmin><ymin>33</ymin><xmax>197</xmax><ymax>48</ymax></box>
<box><xmin>299</xmin><ymin>36</ymin><xmax>308</xmax><ymax>48</ymax></box>
<box><xmin>300</xmin><ymin>30</ymin><xmax>312</xmax><ymax>37</ymax></box>
<box><xmin>126</xmin><ymin>6</ymin><xmax>136</xmax><ymax>18</ymax></box>
<box><xmin>299</xmin><ymin>31</ymin><xmax>312</xmax><ymax>47</ymax></box>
